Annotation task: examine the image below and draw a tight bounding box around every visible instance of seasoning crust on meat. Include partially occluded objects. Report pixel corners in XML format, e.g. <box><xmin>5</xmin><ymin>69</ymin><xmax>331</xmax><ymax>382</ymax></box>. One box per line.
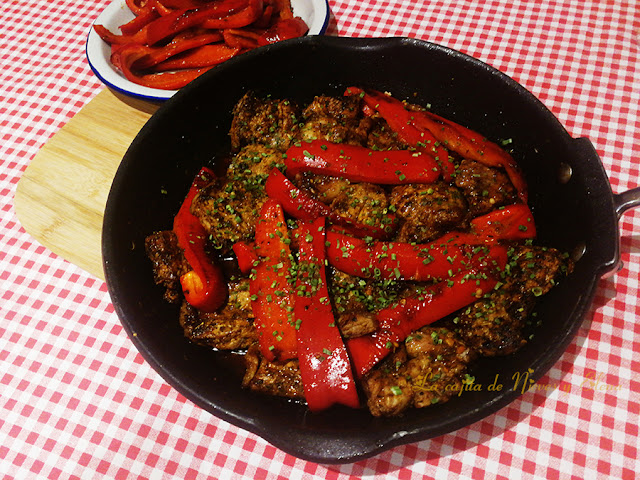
<box><xmin>145</xmin><ymin>230</ymin><xmax>190</xmax><ymax>303</ymax></box>
<box><xmin>363</xmin><ymin>327</ymin><xmax>474</xmax><ymax>417</ymax></box>
<box><xmin>179</xmin><ymin>280</ymin><xmax>257</xmax><ymax>350</ymax></box>
<box><xmin>144</xmin><ymin>90</ymin><xmax>574</xmax><ymax>417</ymax></box>
<box><xmin>452</xmin><ymin>245</ymin><xmax>573</xmax><ymax>356</ymax></box>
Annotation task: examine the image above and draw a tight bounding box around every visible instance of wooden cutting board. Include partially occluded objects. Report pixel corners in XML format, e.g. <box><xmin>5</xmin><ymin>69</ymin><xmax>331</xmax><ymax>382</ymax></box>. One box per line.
<box><xmin>14</xmin><ymin>89</ymin><xmax>160</xmax><ymax>280</ymax></box>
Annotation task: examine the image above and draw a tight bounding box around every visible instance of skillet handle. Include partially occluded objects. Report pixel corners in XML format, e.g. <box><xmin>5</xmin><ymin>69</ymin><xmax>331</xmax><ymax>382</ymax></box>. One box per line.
<box><xmin>614</xmin><ymin>187</ymin><xmax>640</xmax><ymax>219</ymax></box>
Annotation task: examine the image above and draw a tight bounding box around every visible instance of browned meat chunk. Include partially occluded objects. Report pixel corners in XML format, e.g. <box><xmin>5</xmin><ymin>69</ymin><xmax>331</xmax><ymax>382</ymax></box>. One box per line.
<box><xmin>179</xmin><ymin>280</ymin><xmax>257</xmax><ymax>350</ymax></box>
<box><xmin>362</xmin><ymin>348</ymin><xmax>413</xmax><ymax>417</ymax></box>
<box><xmin>363</xmin><ymin>327</ymin><xmax>473</xmax><ymax>416</ymax></box>
<box><xmin>298</xmin><ymin>95</ymin><xmax>409</xmax><ymax>150</ymax></box>
<box><xmin>299</xmin><ymin>95</ymin><xmax>367</xmax><ymax>145</ymax></box>
<box><xmin>390</xmin><ymin>182</ymin><xmax>467</xmax><ymax>243</ymax></box>
<box><xmin>329</xmin><ymin>269</ymin><xmax>403</xmax><ymax>338</ymax></box>
<box><xmin>242</xmin><ymin>343</ymin><xmax>304</xmax><ymax>398</ymax></box>
<box><xmin>296</xmin><ymin>174</ymin><xmax>351</xmax><ymax>205</ymax></box>
<box><xmin>295</xmin><ymin>177</ymin><xmax>393</xmax><ymax>234</ymax></box>
<box><xmin>144</xmin><ymin>230</ymin><xmax>190</xmax><ymax>303</ymax></box>
<box><xmin>329</xmin><ymin>182</ymin><xmax>392</xmax><ymax>232</ymax></box>
<box><xmin>507</xmin><ymin>245</ymin><xmax>573</xmax><ymax>296</ymax></box>
<box><xmin>453</xmin><ymin>245</ymin><xmax>573</xmax><ymax>356</ymax></box>
<box><xmin>191</xmin><ymin>145</ymin><xmax>282</xmax><ymax>252</ymax></box>
<box><xmin>230</xmin><ymin>92</ymin><xmax>300</xmax><ymax>151</ymax></box>
<box><xmin>454</xmin><ymin>159</ymin><xmax>517</xmax><ymax>216</ymax></box>
<box><xmin>404</xmin><ymin>327</ymin><xmax>475</xmax><ymax>408</ymax></box>
<box><xmin>361</xmin><ymin>114</ymin><xmax>409</xmax><ymax>151</ymax></box>
<box><xmin>451</xmin><ymin>290</ymin><xmax>530</xmax><ymax>357</ymax></box>
<box><xmin>337</xmin><ymin>311</ymin><xmax>378</xmax><ymax>339</ymax></box>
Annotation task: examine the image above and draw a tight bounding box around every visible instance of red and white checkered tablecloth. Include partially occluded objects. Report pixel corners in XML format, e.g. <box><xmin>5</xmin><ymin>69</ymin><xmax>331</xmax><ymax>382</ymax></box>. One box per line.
<box><xmin>1</xmin><ymin>0</ymin><xmax>639</xmax><ymax>478</ymax></box>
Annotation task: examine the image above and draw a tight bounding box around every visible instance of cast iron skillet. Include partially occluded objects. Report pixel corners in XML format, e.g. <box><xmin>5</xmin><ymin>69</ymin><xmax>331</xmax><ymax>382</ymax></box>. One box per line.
<box><xmin>102</xmin><ymin>36</ymin><xmax>640</xmax><ymax>463</ymax></box>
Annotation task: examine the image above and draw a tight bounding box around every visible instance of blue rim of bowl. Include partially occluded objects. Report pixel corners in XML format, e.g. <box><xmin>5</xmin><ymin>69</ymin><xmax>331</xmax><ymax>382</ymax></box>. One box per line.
<box><xmin>85</xmin><ymin>0</ymin><xmax>331</xmax><ymax>103</ymax></box>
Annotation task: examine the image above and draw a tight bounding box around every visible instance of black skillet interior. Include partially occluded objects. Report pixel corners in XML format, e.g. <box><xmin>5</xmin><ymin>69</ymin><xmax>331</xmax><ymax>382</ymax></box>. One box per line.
<box><xmin>102</xmin><ymin>36</ymin><xmax>620</xmax><ymax>463</ymax></box>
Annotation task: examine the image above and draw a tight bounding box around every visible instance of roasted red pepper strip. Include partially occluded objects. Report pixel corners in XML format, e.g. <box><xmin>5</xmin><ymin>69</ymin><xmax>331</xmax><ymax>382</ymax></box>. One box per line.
<box><xmin>345</xmin><ymin>87</ymin><xmax>455</xmax><ymax>181</ymax></box>
<box><xmin>153</xmin><ymin>43</ymin><xmax>241</xmax><ymax>71</ymax></box>
<box><xmin>201</xmin><ymin>0</ymin><xmax>263</xmax><ymax>29</ymax></box>
<box><xmin>257</xmin><ymin>17</ymin><xmax>309</xmax><ymax>46</ymax></box>
<box><xmin>232</xmin><ymin>240</ymin><xmax>258</xmax><ymax>274</ymax></box>
<box><xmin>350</xmin><ymin>88</ymin><xmax>528</xmax><ymax>201</ymax></box>
<box><xmin>253</xmin><ymin>3</ymin><xmax>274</xmax><ymax>28</ymax></box>
<box><xmin>145</xmin><ymin>0</ymin><xmax>249</xmax><ymax>45</ymax></box>
<box><xmin>94</xmin><ymin>24</ymin><xmax>149</xmax><ymax>45</ymax></box>
<box><xmin>416</xmin><ymin>203</ymin><xmax>536</xmax><ymax>247</ymax></box>
<box><xmin>222</xmin><ymin>28</ymin><xmax>261</xmax><ymax>49</ymax></box>
<box><xmin>470</xmin><ymin>203</ymin><xmax>536</xmax><ymax>241</ymax></box>
<box><xmin>275</xmin><ymin>0</ymin><xmax>294</xmax><ymax>19</ymax></box>
<box><xmin>249</xmin><ymin>199</ymin><xmax>298</xmax><ymax>361</ymax></box>
<box><xmin>419</xmin><ymin>109</ymin><xmax>528</xmax><ymax>202</ymax></box>
<box><xmin>285</xmin><ymin>139</ymin><xmax>440</xmax><ymax>185</ymax></box>
<box><xmin>326</xmin><ymin>230</ymin><xmax>508</xmax><ymax>282</ymax></box>
<box><xmin>119</xmin><ymin>1</ymin><xmax>160</xmax><ymax>35</ymax></box>
<box><xmin>111</xmin><ymin>43</ymin><xmax>214</xmax><ymax>90</ymax></box>
<box><xmin>131</xmin><ymin>30</ymin><xmax>224</xmax><ymax>69</ymax></box>
<box><xmin>295</xmin><ymin>218</ymin><xmax>360</xmax><ymax>411</ymax></box>
<box><xmin>347</xmin><ymin>262</ymin><xmax>507</xmax><ymax>377</ymax></box>
<box><xmin>160</xmin><ymin>0</ymin><xmax>223</xmax><ymax>9</ymax></box>
<box><xmin>95</xmin><ymin>0</ymin><xmax>246</xmax><ymax>45</ymax></box>
<box><xmin>125</xmin><ymin>0</ymin><xmax>147</xmax><ymax>16</ymax></box>
<box><xmin>173</xmin><ymin>167</ymin><xmax>227</xmax><ymax>312</ymax></box>
<box><xmin>265</xmin><ymin>168</ymin><xmax>397</xmax><ymax>239</ymax></box>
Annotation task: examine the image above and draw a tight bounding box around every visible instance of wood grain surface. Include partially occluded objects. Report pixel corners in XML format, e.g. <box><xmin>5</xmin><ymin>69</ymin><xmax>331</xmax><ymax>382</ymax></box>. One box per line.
<box><xmin>14</xmin><ymin>89</ymin><xmax>159</xmax><ymax>280</ymax></box>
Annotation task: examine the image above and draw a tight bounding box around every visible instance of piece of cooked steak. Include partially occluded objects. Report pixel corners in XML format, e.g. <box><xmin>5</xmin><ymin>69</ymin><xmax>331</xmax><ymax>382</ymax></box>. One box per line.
<box><xmin>296</xmin><ymin>173</ymin><xmax>352</xmax><ymax>205</ymax></box>
<box><xmin>179</xmin><ymin>279</ymin><xmax>257</xmax><ymax>350</ymax></box>
<box><xmin>230</xmin><ymin>92</ymin><xmax>301</xmax><ymax>151</ymax></box>
<box><xmin>242</xmin><ymin>343</ymin><xmax>304</xmax><ymax>398</ymax></box>
<box><xmin>144</xmin><ymin>230</ymin><xmax>190</xmax><ymax>303</ymax></box>
<box><xmin>298</xmin><ymin>94</ymin><xmax>367</xmax><ymax>145</ymax></box>
<box><xmin>454</xmin><ymin>159</ymin><xmax>518</xmax><ymax>216</ymax></box>
<box><xmin>390</xmin><ymin>182</ymin><xmax>468</xmax><ymax>243</ymax></box>
<box><xmin>328</xmin><ymin>182</ymin><xmax>392</xmax><ymax>233</ymax></box>
<box><xmin>362</xmin><ymin>326</ymin><xmax>473</xmax><ymax>416</ymax></box>
<box><xmin>191</xmin><ymin>145</ymin><xmax>283</xmax><ymax>253</ymax></box>
<box><xmin>453</xmin><ymin>245</ymin><xmax>573</xmax><ymax>356</ymax></box>
<box><xmin>328</xmin><ymin>269</ymin><xmax>403</xmax><ymax>338</ymax></box>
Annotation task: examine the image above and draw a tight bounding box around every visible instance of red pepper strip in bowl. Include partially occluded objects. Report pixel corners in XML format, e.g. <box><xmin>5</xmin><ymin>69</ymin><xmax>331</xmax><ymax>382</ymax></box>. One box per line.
<box><xmin>264</xmin><ymin>168</ymin><xmax>398</xmax><ymax>239</ymax></box>
<box><xmin>201</xmin><ymin>0</ymin><xmax>263</xmax><ymax>29</ymax></box>
<box><xmin>111</xmin><ymin>43</ymin><xmax>214</xmax><ymax>90</ymax></box>
<box><xmin>153</xmin><ymin>44</ymin><xmax>241</xmax><ymax>71</ymax></box>
<box><xmin>345</xmin><ymin>87</ymin><xmax>455</xmax><ymax>181</ymax></box>
<box><xmin>161</xmin><ymin>0</ymin><xmax>225</xmax><ymax>9</ymax></box>
<box><xmin>294</xmin><ymin>218</ymin><xmax>360</xmax><ymax>411</ymax></box>
<box><xmin>125</xmin><ymin>0</ymin><xmax>147</xmax><ymax>16</ymax></box>
<box><xmin>326</xmin><ymin>230</ymin><xmax>509</xmax><ymax>282</ymax></box>
<box><xmin>222</xmin><ymin>29</ymin><xmax>261</xmax><ymax>49</ymax></box>
<box><xmin>146</xmin><ymin>0</ymin><xmax>249</xmax><ymax>45</ymax></box>
<box><xmin>93</xmin><ymin>24</ymin><xmax>150</xmax><ymax>45</ymax></box>
<box><xmin>119</xmin><ymin>0</ymin><xmax>161</xmax><ymax>36</ymax></box>
<box><xmin>130</xmin><ymin>30</ymin><xmax>225</xmax><ymax>70</ymax></box>
<box><xmin>249</xmin><ymin>199</ymin><xmax>298</xmax><ymax>361</ymax></box>
<box><xmin>173</xmin><ymin>167</ymin><xmax>228</xmax><ymax>312</ymax></box>
<box><xmin>94</xmin><ymin>0</ymin><xmax>246</xmax><ymax>45</ymax></box>
<box><xmin>347</xmin><ymin>261</ymin><xmax>507</xmax><ymax>377</ymax></box>
<box><xmin>257</xmin><ymin>17</ymin><xmax>309</xmax><ymax>46</ymax></box>
<box><xmin>285</xmin><ymin>140</ymin><xmax>441</xmax><ymax>185</ymax></box>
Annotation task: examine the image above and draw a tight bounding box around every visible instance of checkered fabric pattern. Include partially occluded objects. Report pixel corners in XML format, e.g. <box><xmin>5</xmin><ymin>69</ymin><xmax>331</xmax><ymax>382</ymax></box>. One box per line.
<box><xmin>1</xmin><ymin>0</ymin><xmax>639</xmax><ymax>478</ymax></box>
